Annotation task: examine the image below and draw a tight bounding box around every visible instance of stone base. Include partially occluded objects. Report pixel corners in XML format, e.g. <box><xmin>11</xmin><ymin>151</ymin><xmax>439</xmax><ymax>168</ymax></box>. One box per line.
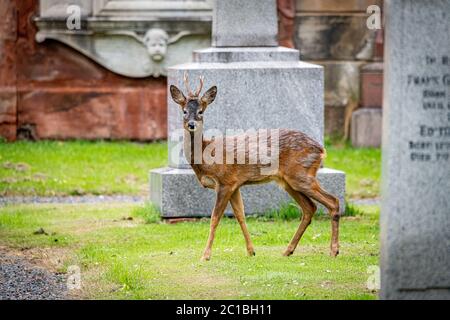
<box><xmin>150</xmin><ymin>167</ymin><xmax>345</xmax><ymax>218</ymax></box>
<box><xmin>351</xmin><ymin>108</ymin><xmax>382</xmax><ymax>148</ymax></box>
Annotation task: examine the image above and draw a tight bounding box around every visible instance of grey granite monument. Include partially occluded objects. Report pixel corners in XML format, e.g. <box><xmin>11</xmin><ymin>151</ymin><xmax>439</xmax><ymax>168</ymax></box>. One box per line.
<box><xmin>381</xmin><ymin>0</ymin><xmax>450</xmax><ymax>299</ymax></box>
<box><xmin>150</xmin><ymin>0</ymin><xmax>346</xmax><ymax>217</ymax></box>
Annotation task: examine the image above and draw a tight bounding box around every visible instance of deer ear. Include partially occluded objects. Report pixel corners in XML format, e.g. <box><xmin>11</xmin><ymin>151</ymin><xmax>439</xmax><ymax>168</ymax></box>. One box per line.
<box><xmin>201</xmin><ymin>86</ymin><xmax>217</xmax><ymax>107</ymax></box>
<box><xmin>170</xmin><ymin>85</ymin><xmax>186</xmax><ymax>106</ymax></box>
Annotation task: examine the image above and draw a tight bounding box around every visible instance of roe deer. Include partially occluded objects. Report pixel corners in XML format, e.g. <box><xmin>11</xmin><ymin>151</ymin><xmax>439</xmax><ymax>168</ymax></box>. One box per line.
<box><xmin>170</xmin><ymin>73</ymin><xmax>340</xmax><ymax>261</ymax></box>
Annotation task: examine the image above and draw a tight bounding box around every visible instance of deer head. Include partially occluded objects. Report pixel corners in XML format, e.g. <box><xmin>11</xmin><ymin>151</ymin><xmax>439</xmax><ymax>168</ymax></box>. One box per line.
<box><xmin>170</xmin><ymin>72</ymin><xmax>217</xmax><ymax>132</ymax></box>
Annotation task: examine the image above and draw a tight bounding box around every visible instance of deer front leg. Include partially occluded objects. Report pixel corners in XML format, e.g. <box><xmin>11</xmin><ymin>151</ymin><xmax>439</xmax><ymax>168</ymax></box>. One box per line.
<box><xmin>230</xmin><ymin>188</ymin><xmax>255</xmax><ymax>257</ymax></box>
<box><xmin>201</xmin><ymin>185</ymin><xmax>234</xmax><ymax>261</ymax></box>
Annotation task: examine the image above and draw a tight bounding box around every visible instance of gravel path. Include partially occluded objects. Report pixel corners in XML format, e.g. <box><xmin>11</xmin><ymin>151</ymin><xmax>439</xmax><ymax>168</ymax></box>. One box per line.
<box><xmin>0</xmin><ymin>250</ymin><xmax>67</xmax><ymax>300</ymax></box>
<box><xmin>0</xmin><ymin>195</ymin><xmax>145</xmax><ymax>206</ymax></box>
<box><xmin>349</xmin><ymin>197</ymin><xmax>381</xmax><ymax>206</ymax></box>
<box><xmin>0</xmin><ymin>195</ymin><xmax>379</xmax><ymax>207</ymax></box>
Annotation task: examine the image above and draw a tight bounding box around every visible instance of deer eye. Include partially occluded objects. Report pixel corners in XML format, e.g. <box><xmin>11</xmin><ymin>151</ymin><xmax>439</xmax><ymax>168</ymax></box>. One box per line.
<box><xmin>183</xmin><ymin>110</ymin><xmax>187</xmax><ymax>115</ymax></box>
<box><xmin>198</xmin><ymin>110</ymin><xmax>203</xmax><ymax>115</ymax></box>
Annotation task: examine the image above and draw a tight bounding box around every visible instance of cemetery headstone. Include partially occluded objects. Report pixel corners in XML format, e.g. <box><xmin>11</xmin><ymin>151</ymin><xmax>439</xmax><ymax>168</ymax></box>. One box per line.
<box><xmin>381</xmin><ymin>0</ymin><xmax>450</xmax><ymax>299</ymax></box>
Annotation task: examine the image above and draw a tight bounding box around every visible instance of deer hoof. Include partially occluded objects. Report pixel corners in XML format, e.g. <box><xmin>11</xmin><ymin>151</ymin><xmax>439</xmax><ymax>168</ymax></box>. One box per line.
<box><xmin>200</xmin><ymin>256</ymin><xmax>210</xmax><ymax>261</ymax></box>
<box><xmin>201</xmin><ymin>248</ymin><xmax>212</xmax><ymax>261</ymax></box>
<box><xmin>248</xmin><ymin>250</ymin><xmax>256</xmax><ymax>257</ymax></box>
<box><xmin>330</xmin><ymin>249</ymin><xmax>339</xmax><ymax>257</ymax></box>
<box><xmin>283</xmin><ymin>250</ymin><xmax>293</xmax><ymax>257</ymax></box>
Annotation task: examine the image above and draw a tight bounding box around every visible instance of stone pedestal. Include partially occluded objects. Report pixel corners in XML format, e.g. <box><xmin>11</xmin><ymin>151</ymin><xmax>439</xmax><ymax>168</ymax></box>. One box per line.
<box><xmin>381</xmin><ymin>0</ymin><xmax>450</xmax><ymax>300</ymax></box>
<box><xmin>150</xmin><ymin>0</ymin><xmax>346</xmax><ymax>217</ymax></box>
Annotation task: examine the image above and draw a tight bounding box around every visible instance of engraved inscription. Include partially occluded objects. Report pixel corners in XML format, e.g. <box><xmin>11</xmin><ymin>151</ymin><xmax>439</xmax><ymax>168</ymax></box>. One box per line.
<box><xmin>407</xmin><ymin>55</ymin><xmax>450</xmax><ymax>162</ymax></box>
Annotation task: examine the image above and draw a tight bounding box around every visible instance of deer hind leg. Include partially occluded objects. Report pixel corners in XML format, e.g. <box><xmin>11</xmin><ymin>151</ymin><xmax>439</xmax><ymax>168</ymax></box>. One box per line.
<box><xmin>280</xmin><ymin>182</ymin><xmax>317</xmax><ymax>256</ymax></box>
<box><xmin>230</xmin><ymin>188</ymin><xmax>255</xmax><ymax>257</ymax></box>
<box><xmin>285</xmin><ymin>176</ymin><xmax>340</xmax><ymax>257</ymax></box>
<box><xmin>201</xmin><ymin>185</ymin><xmax>234</xmax><ymax>261</ymax></box>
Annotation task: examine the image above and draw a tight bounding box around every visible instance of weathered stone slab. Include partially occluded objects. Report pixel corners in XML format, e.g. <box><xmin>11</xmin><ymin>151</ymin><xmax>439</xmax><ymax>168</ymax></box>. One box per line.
<box><xmin>212</xmin><ymin>0</ymin><xmax>278</xmax><ymax>47</ymax></box>
<box><xmin>317</xmin><ymin>61</ymin><xmax>363</xmax><ymax>136</ymax></box>
<box><xmin>319</xmin><ymin>61</ymin><xmax>363</xmax><ymax>108</ymax></box>
<box><xmin>92</xmin><ymin>0</ymin><xmax>212</xmax><ymax>17</ymax></box>
<box><xmin>381</xmin><ymin>0</ymin><xmax>450</xmax><ymax>300</ymax></box>
<box><xmin>39</xmin><ymin>0</ymin><xmax>92</xmax><ymax>18</ymax></box>
<box><xmin>325</xmin><ymin>105</ymin><xmax>346</xmax><ymax>137</ymax></box>
<box><xmin>295</xmin><ymin>15</ymin><xmax>377</xmax><ymax>60</ymax></box>
<box><xmin>150</xmin><ymin>167</ymin><xmax>345</xmax><ymax>217</ymax></box>
<box><xmin>351</xmin><ymin>108</ymin><xmax>382</xmax><ymax>148</ymax></box>
<box><xmin>193</xmin><ymin>47</ymin><xmax>299</xmax><ymax>63</ymax></box>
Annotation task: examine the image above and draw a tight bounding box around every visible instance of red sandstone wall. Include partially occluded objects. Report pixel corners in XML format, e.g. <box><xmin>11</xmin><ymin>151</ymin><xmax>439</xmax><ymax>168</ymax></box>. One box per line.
<box><xmin>0</xmin><ymin>0</ymin><xmax>167</xmax><ymax>142</ymax></box>
<box><xmin>0</xmin><ymin>0</ymin><xmax>17</xmax><ymax>141</ymax></box>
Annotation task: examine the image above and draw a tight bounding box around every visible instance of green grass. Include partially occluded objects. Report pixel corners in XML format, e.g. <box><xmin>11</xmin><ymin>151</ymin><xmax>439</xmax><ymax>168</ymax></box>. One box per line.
<box><xmin>0</xmin><ymin>203</ymin><xmax>380</xmax><ymax>300</ymax></box>
<box><xmin>0</xmin><ymin>139</ymin><xmax>381</xmax><ymax>299</ymax></box>
<box><xmin>131</xmin><ymin>202</ymin><xmax>162</xmax><ymax>224</ymax></box>
<box><xmin>0</xmin><ymin>140</ymin><xmax>167</xmax><ymax>196</ymax></box>
<box><xmin>0</xmin><ymin>139</ymin><xmax>381</xmax><ymax>199</ymax></box>
<box><xmin>324</xmin><ymin>139</ymin><xmax>381</xmax><ymax>199</ymax></box>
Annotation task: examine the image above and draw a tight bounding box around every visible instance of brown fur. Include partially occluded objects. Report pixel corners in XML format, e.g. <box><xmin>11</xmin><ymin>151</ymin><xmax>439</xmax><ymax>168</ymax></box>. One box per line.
<box><xmin>171</xmin><ymin>75</ymin><xmax>340</xmax><ymax>261</ymax></box>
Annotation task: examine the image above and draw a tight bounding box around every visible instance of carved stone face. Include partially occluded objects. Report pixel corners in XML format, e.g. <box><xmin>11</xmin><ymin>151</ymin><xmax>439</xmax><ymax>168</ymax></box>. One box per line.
<box><xmin>143</xmin><ymin>29</ymin><xmax>169</xmax><ymax>62</ymax></box>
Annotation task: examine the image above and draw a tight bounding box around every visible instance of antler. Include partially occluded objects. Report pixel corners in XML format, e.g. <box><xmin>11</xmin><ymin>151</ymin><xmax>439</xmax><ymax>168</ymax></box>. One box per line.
<box><xmin>183</xmin><ymin>71</ymin><xmax>193</xmax><ymax>97</ymax></box>
<box><xmin>183</xmin><ymin>72</ymin><xmax>204</xmax><ymax>98</ymax></box>
<box><xmin>194</xmin><ymin>75</ymin><xmax>204</xmax><ymax>97</ymax></box>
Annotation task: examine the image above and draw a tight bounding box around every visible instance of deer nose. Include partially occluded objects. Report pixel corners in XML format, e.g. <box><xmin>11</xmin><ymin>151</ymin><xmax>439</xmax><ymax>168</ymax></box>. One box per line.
<box><xmin>188</xmin><ymin>121</ymin><xmax>196</xmax><ymax>130</ymax></box>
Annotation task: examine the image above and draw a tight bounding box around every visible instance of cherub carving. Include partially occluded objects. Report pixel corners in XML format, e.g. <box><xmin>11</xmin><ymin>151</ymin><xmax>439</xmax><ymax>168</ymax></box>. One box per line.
<box><xmin>143</xmin><ymin>29</ymin><xmax>169</xmax><ymax>62</ymax></box>
<box><xmin>36</xmin><ymin>28</ymin><xmax>207</xmax><ymax>78</ymax></box>
<box><xmin>107</xmin><ymin>28</ymin><xmax>191</xmax><ymax>62</ymax></box>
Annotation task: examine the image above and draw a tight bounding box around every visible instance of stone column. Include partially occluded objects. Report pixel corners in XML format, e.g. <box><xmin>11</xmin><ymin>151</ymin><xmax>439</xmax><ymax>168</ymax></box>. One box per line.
<box><xmin>150</xmin><ymin>0</ymin><xmax>346</xmax><ymax>217</ymax></box>
<box><xmin>212</xmin><ymin>0</ymin><xmax>278</xmax><ymax>47</ymax></box>
<box><xmin>381</xmin><ymin>0</ymin><xmax>450</xmax><ymax>299</ymax></box>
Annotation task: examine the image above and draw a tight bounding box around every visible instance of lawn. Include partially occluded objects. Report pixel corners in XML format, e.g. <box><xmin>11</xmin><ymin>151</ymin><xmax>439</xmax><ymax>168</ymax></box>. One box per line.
<box><xmin>324</xmin><ymin>141</ymin><xmax>381</xmax><ymax>199</ymax></box>
<box><xmin>0</xmin><ymin>203</ymin><xmax>379</xmax><ymax>300</ymax></box>
<box><xmin>0</xmin><ymin>140</ymin><xmax>380</xmax><ymax>199</ymax></box>
<box><xmin>0</xmin><ymin>140</ymin><xmax>167</xmax><ymax>196</ymax></box>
